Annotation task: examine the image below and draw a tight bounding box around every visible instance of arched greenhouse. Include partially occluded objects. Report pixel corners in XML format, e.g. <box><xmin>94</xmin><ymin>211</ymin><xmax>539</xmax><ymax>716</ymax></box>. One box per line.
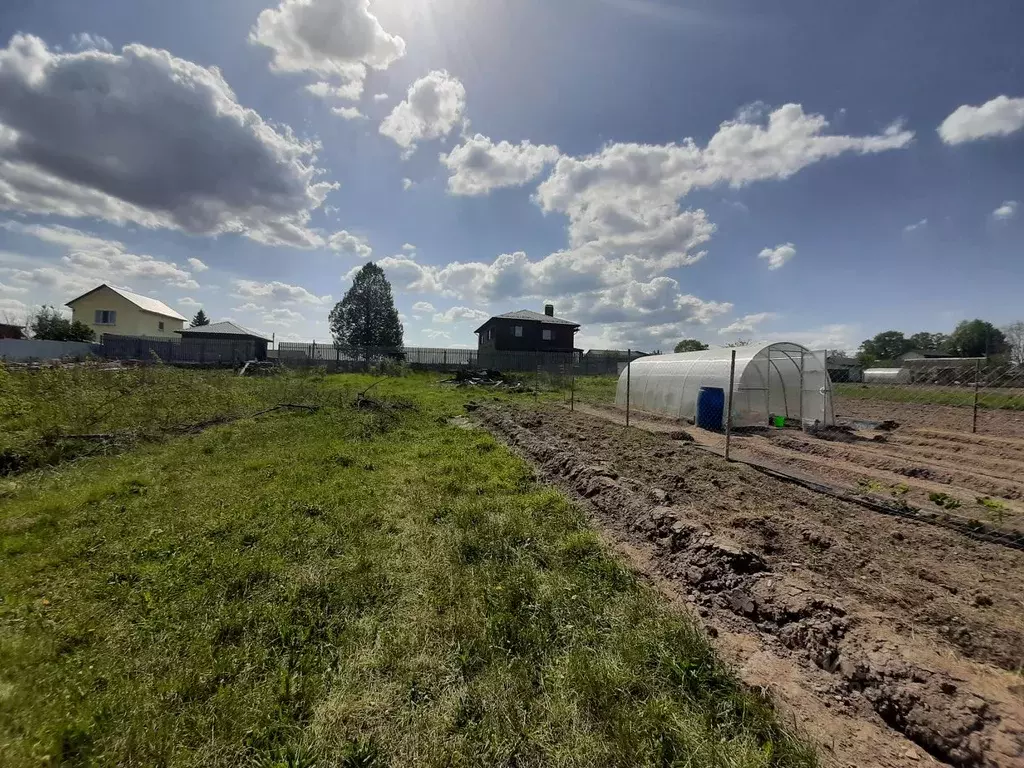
<box><xmin>615</xmin><ymin>343</ymin><xmax>835</xmax><ymax>429</ymax></box>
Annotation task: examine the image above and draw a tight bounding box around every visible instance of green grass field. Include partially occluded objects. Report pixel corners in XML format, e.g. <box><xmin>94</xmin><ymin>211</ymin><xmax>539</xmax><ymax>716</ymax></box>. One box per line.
<box><xmin>834</xmin><ymin>382</ymin><xmax>1024</xmax><ymax>410</ymax></box>
<box><xmin>0</xmin><ymin>368</ymin><xmax>814</xmax><ymax>767</ymax></box>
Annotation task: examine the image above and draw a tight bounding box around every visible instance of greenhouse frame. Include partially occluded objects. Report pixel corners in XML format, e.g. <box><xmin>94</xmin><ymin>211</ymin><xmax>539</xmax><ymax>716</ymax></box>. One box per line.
<box><xmin>615</xmin><ymin>342</ymin><xmax>835</xmax><ymax>429</ymax></box>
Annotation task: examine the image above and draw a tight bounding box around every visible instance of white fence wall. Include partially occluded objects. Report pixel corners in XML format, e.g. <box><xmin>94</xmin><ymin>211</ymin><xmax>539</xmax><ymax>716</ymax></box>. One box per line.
<box><xmin>0</xmin><ymin>339</ymin><xmax>101</xmax><ymax>361</ymax></box>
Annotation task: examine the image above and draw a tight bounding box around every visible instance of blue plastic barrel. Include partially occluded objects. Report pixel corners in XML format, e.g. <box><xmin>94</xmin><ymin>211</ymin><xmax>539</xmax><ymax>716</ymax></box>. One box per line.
<box><xmin>695</xmin><ymin>387</ymin><xmax>725</xmax><ymax>430</ymax></box>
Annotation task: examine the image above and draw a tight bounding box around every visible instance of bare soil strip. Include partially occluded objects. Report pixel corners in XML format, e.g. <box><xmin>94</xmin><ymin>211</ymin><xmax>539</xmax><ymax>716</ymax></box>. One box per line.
<box><xmin>480</xmin><ymin>405</ymin><xmax>1024</xmax><ymax>768</ymax></box>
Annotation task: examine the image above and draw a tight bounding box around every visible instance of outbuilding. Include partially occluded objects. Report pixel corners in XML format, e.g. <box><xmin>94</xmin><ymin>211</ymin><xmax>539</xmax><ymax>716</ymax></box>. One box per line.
<box><xmin>176</xmin><ymin>321</ymin><xmax>270</xmax><ymax>362</ymax></box>
<box><xmin>615</xmin><ymin>342</ymin><xmax>834</xmax><ymax>428</ymax></box>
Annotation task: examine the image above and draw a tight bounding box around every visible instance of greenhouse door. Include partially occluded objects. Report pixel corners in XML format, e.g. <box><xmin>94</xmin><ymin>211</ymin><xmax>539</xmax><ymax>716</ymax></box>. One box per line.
<box><xmin>799</xmin><ymin>350</ymin><xmax>834</xmax><ymax>427</ymax></box>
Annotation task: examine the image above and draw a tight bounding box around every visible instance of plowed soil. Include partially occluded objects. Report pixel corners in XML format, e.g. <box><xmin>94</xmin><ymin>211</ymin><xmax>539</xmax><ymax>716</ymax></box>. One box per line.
<box><xmin>479</xmin><ymin>405</ymin><xmax>1024</xmax><ymax>768</ymax></box>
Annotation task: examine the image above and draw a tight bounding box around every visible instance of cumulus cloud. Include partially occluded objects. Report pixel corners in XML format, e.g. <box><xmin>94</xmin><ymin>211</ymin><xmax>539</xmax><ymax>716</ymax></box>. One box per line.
<box><xmin>380</xmin><ymin>70</ymin><xmax>467</xmax><ymax>153</ymax></box>
<box><xmin>0</xmin><ymin>34</ymin><xmax>337</xmax><ymax>247</ymax></box>
<box><xmin>263</xmin><ymin>307</ymin><xmax>304</xmax><ymax>326</ymax></box>
<box><xmin>442</xmin><ymin>134</ymin><xmax>560</xmax><ymax>195</ymax></box>
<box><xmin>402</xmin><ymin>243</ymin><xmax>416</xmax><ymax>252</ymax></box>
<box><xmin>187</xmin><ymin>258</ymin><xmax>209</xmax><ymax>272</ymax></box>
<box><xmin>422</xmin><ymin>329</ymin><xmax>451</xmax><ymax>340</ymax></box>
<box><xmin>991</xmin><ymin>200</ymin><xmax>1018</xmax><ymax>221</ymax></box>
<box><xmin>232</xmin><ymin>279</ymin><xmax>330</xmax><ymax>306</ymax></box>
<box><xmin>718</xmin><ymin>312</ymin><xmax>777</xmax><ymax>335</ymax></box>
<box><xmin>758</xmin><ymin>243</ymin><xmax>795</xmax><ymax>270</ymax></box>
<box><xmin>178</xmin><ymin>296</ymin><xmax>203</xmax><ymax>309</ymax></box>
<box><xmin>251</xmin><ymin>0</ymin><xmax>405</xmax><ymax>101</ymax></box>
<box><xmin>71</xmin><ymin>33</ymin><xmax>113</xmax><ymax>52</ymax></box>
<box><xmin>433</xmin><ymin>306</ymin><xmax>490</xmax><ymax>324</ymax></box>
<box><xmin>903</xmin><ymin>218</ymin><xmax>928</xmax><ymax>233</ymax></box>
<box><xmin>2</xmin><ymin>222</ymin><xmax>200</xmax><ymax>292</ymax></box>
<box><xmin>332</xmin><ymin>106</ymin><xmax>367</xmax><ymax>121</ymax></box>
<box><xmin>327</xmin><ymin>230</ymin><xmax>372</xmax><ymax>257</ymax></box>
<box><xmin>938</xmin><ymin>96</ymin><xmax>1024</xmax><ymax>144</ymax></box>
<box><xmin>306</xmin><ymin>80</ymin><xmax>362</xmax><ymax>101</ymax></box>
<box><xmin>411</xmin><ymin>301</ymin><xmax>435</xmax><ymax>314</ymax></box>
<box><xmin>373</xmin><ymin>93</ymin><xmax>389</xmax><ymax>102</ymax></box>
<box><xmin>535</xmin><ymin>104</ymin><xmax>911</xmax><ymax>267</ymax></box>
<box><xmin>402</xmin><ymin>178</ymin><xmax>415</xmax><ymax>191</ymax></box>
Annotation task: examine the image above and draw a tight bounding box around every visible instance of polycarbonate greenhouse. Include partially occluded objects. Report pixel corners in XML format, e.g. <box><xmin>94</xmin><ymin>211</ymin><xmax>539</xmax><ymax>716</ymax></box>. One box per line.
<box><xmin>615</xmin><ymin>342</ymin><xmax>835</xmax><ymax>428</ymax></box>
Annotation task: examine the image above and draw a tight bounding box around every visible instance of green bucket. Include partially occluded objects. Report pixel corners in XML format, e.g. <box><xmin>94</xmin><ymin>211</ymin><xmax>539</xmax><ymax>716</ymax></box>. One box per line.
<box><xmin>772</xmin><ymin>415</ymin><xmax>785</xmax><ymax>428</ymax></box>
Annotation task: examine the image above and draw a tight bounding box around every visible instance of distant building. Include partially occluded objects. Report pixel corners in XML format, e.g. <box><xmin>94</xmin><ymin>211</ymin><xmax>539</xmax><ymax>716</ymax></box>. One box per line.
<box><xmin>896</xmin><ymin>350</ymin><xmax>949</xmax><ymax>363</ymax></box>
<box><xmin>66</xmin><ymin>284</ymin><xmax>186</xmax><ymax>340</ymax></box>
<box><xmin>0</xmin><ymin>323</ymin><xmax>25</xmax><ymax>340</ymax></box>
<box><xmin>474</xmin><ymin>305</ymin><xmax>580</xmax><ymax>371</ymax></box>
<box><xmin>475</xmin><ymin>305</ymin><xmax>580</xmax><ymax>354</ymax></box>
<box><xmin>177</xmin><ymin>321</ymin><xmax>270</xmax><ymax>361</ymax></box>
<box><xmin>826</xmin><ymin>353</ymin><xmax>863</xmax><ymax>383</ymax></box>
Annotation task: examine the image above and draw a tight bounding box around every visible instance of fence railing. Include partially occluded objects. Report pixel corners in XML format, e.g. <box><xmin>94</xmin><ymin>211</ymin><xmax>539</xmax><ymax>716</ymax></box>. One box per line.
<box><xmin>101</xmin><ymin>334</ymin><xmax>260</xmax><ymax>365</ymax></box>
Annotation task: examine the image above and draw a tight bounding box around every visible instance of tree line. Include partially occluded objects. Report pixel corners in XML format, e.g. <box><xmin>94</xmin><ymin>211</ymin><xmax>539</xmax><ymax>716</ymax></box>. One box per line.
<box><xmin>857</xmin><ymin>319</ymin><xmax>1024</xmax><ymax>367</ymax></box>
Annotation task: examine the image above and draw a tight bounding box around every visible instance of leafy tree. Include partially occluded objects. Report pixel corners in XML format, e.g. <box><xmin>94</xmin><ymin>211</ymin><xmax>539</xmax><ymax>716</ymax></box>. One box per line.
<box><xmin>329</xmin><ymin>263</ymin><xmax>403</xmax><ymax>352</ymax></box>
<box><xmin>859</xmin><ymin>331</ymin><xmax>912</xmax><ymax>362</ymax></box>
<box><xmin>724</xmin><ymin>339</ymin><xmax>753</xmax><ymax>348</ymax></box>
<box><xmin>190</xmin><ymin>309</ymin><xmax>210</xmax><ymax>327</ymax></box>
<box><xmin>907</xmin><ymin>332</ymin><xmax>949</xmax><ymax>353</ymax></box>
<box><xmin>947</xmin><ymin>319</ymin><xmax>1008</xmax><ymax>358</ymax></box>
<box><xmin>674</xmin><ymin>339</ymin><xmax>709</xmax><ymax>353</ymax></box>
<box><xmin>1003</xmin><ymin>322</ymin><xmax>1024</xmax><ymax>366</ymax></box>
<box><xmin>29</xmin><ymin>306</ymin><xmax>95</xmax><ymax>342</ymax></box>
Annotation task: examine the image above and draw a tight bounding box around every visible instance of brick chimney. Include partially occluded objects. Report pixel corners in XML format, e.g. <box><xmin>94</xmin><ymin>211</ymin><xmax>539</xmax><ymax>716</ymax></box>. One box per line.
<box><xmin>544</xmin><ymin>304</ymin><xmax>554</xmax><ymax>317</ymax></box>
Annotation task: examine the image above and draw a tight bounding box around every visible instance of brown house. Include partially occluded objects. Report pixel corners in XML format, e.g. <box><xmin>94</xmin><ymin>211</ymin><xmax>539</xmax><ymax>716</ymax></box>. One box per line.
<box><xmin>474</xmin><ymin>306</ymin><xmax>580</xmax><ymax>371</ymax></box>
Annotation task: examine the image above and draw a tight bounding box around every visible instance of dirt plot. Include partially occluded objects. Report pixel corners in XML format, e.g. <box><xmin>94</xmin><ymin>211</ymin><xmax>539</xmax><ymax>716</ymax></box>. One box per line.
<box><xmin>836</xmin><ymin>397</ymin><xmax>1024</xmax><ymax>441</ymax></box>
<box><xmin>480</xmin><ymin>405</ymin><xmax>1024</xmax><ymax>768</ymax></box>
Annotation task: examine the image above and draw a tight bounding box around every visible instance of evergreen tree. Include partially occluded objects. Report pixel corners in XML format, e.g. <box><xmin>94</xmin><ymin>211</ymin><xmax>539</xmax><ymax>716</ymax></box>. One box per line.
<box><xmin>190</xmin><ymin>309</ymin><xmax>210</xmax><ymax>327</ymax></box>
<box><xmin>329</xmin><ymin>263</ymin><xmax>403</xmax><ymax>352</ymax></box>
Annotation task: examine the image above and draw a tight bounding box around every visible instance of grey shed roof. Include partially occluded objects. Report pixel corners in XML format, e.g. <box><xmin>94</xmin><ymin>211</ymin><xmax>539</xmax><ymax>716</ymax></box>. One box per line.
<box><xmin>177</xmin><ymin>321</ymin><xmax>269</xmax><ymax>341</ymax></box>
<box><xmin>475</xmin><ymin>309</ymin><xmax>579</xmax><ymax>333</ymax></box>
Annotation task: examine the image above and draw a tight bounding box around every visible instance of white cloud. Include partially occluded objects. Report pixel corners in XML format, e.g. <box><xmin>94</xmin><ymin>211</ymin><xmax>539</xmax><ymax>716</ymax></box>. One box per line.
<box><xmin>232</xmin><ymin>279</ymin><xmax>330</xmax><ymax>306</ymax></box>
<box><xmin>380</xmin><ymin>70</ymin><xmax>467</xmax><ymax>153</ymax></box>
<box><xmin>251</xmin><ymin>0</ymin><xmax>405</xmax><ymax>102</ymax></box>
<box><xmin>233</xmin><ymin>302</ymin><xmax>262</xmax><ymax>312</ymax></box>
<box><xmin>718</xmin><ymin>312</ymin><xmax>777</xmax><ymax>335</ymax></box>
<box><xmin>0</xmin><ymin>34</ymin><xmax>337</xmax><ymax>248</ymax></box>
<box><xmin>938</xmin><ymin>96</ymin><xmax>1024</xmax><ymax>145</ymax></box>
<box><xmin>991</xmin><ymin>200</ymin><xmax>1018</xmax><ymax>221</ymax></box>
<box><xmin>327</xmin><ymin>230</ymin><xmax>372</xmax><ymax>258</ymax></box>
<box><xmin>0</xmin><ymin>297</ymin><xmax>29</xmax><ymax>318</ymax></box>
<box><xmin>306</xmin><ymin>80</ymin><xmax>363</xmax><ymax>101</ymax></box>
<box><xmin>422</xmin><ymin>329</ymin><xmax>451</xmax><ymax>340</ymax></box>
<box><xmin>758</xmin><ymin>243</ymin><xmax>795</xmax><ymax>270</ymax></box>
<box><xmin>187</xmin><ymin>257</ymin><xmax>209</xmax><ymax>272</ymax></box>
<box><xmin>2</xmin><ymin>222</ymin><xmax>200</xmax><ymax>291</ymax></box>
<box><xmin>402</xmin><ymin>178</ymin><xmax>415</xmax><ymax>191</ymax></box>
<box><xmin>903</xmin><ymin>218</ymin><xmax>927</xmax><ymax>233</ymax></box>
<box><xmin>178</xmin><ymin>296</ymin><xmax>202</xmax><ymax>309</ymax></box>
<box><xmin>411</xmin><ymin>301</ymin><xmax>435</xmax><ymax>314</ymax></box>
<box><xmin>70</xmin><ymin>33</ymin><xmax>113</xmax><ymax>53</ymax></box>
<box><xmin>332</xmin><ymin>106</ymin><xmax>367</xmax><ymax>121</ymax></box>
<box><xmin>373</xmin><ymin>93</ymin><xmax>389</xmax><ymax>102</ymax></box>
<box><xmin>402</xmin><ymin>243</ymin><xmax>416</xmax><ymax>252</ymax></box>
<box><xmin>442</xmin><ymin>134</ymin><xmax>560</xmax><ymax>195</ymax></box>
<box><xmin>535</xmin><ymin>104</ymin><xmax>911</xmax><ymax>267</ymax></box>
<box><xmin>263</xmin><ymin>307</ymin><xmax>304</xmax><ymax>326</ymax></box>
<box><xmin>433</xmin><ymin>306</ymin><xmax>490</xmax><ymax>324</ymax></box>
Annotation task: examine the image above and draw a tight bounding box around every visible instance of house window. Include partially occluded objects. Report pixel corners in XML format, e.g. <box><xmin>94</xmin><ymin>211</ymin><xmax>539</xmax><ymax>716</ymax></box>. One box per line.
<box><xmin>542</xmin><ymin>329</ymin><xmax>553</xmax><ymax>341</ymax></box>
<box><xmin>514</xmin><ymin>325</ymin><xmax>523</xmax><ymax>338</ymax></box>
<box><xmin>158</xmin><ymin>321</ymin><xmax>165</xmax><ymax>331</ymax></box>
<box><xmin>487</xmin><ymin>328</ymin><xmax>493</xmax><ymax>340</ymax></box>
<box><xmin>94</xmin><ymin>310</ymin><xmax>117</xmax><ymax>325</ymax></box>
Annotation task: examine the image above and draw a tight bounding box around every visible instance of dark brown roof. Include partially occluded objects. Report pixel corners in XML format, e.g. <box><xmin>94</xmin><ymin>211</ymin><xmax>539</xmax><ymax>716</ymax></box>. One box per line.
<box><xmin>474</xmin><ymin>309</ymin><xmax>579</xmax><ymax>333</ymax></box>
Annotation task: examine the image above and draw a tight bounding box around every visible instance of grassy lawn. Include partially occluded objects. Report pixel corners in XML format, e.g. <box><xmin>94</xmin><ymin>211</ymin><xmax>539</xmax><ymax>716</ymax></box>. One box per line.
<box><xmin>568</xmin><ymin>374</ymin><xmax>619</xmax><ymax>405</ymax></box>
<box><xmin>0</xmin><ymin>371</ymin><xmax>814</xmax><ymax>767</ymax></box>
<box><xmin>835</xmin><ymin>382</ymin><xmax>1024</xmax><ymax>411</ymax></box>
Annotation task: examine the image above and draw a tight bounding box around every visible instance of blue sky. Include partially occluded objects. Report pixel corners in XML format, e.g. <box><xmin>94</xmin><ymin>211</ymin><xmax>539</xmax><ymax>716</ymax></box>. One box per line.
<box><xmin>0</xmin><ymin>0</ymin><xmax>1021</xmax><ymax>351</ymax></box>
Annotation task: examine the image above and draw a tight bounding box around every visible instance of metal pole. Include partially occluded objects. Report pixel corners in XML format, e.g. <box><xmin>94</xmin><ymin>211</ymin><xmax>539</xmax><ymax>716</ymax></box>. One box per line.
<box><xmin>626</xmin><ymin>349</ymin><xmax>631</xmax><ymax>427</ymax></box>
<box><xmin>570</xmin><ymin>358</ymin><xmax>576</xmax><ymax>411</ymax></box>
<box><xmin>725</xmin><ymin>349</ymin><xmax>737</xmax><ymax>461</ymax></box>
<box><xmin>798</xmin><ymin>350</ymin><xmax>805</xmax><ymax>428</ymax></box>
<box><xmin>972</xmin><ymin>358</ymin><xmax>981</xmax><ymax>434</ymax></box>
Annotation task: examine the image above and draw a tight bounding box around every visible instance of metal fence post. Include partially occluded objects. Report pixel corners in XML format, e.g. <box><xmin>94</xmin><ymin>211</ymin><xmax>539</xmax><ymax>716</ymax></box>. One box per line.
<box><xmin>570</xmin><ymin>359</ymin><xmax>576</xmax><ymax>411</ymax></box>
<box><xmin>972</xmin><ymin>358</ymin><xmax>981</xmax><ymax>434</ymax></box>
<box><xmin>626</xmin><ymin>349</ymin><xmax>631</xmax><ymax>427</ymax></box>
<box><xmin>726</xmin><ymin>349</ymin><xmax>737</xmax><ymax>461</ymax></box>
